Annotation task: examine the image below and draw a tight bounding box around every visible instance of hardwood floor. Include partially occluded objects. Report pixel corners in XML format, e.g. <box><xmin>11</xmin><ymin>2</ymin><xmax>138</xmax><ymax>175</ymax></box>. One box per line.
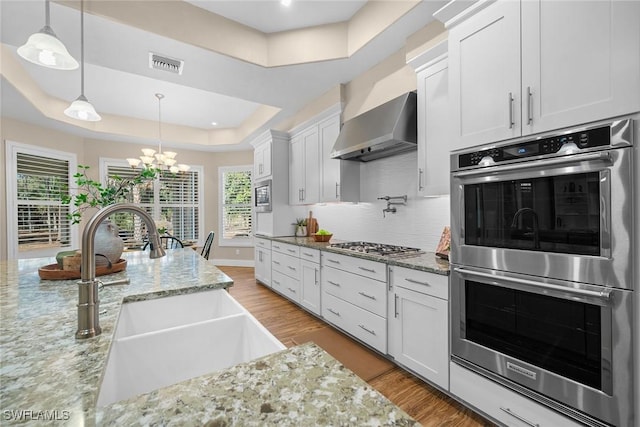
<box><xmin>220</xmin><ymin>266</ymin><xmax>494</xmax><ymax>427</ymax></box>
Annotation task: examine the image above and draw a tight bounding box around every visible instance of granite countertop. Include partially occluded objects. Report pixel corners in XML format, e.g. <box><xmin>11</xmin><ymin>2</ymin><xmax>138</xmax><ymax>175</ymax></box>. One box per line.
<box><xmin>260</xmin><ymin>236</ymin><xmax>450</xmax><ymax>276</ymax></box>
<box><xmin>0</xmin><ymin>248</ymin><xmax>417</xmax><ymax>426</ymax></box>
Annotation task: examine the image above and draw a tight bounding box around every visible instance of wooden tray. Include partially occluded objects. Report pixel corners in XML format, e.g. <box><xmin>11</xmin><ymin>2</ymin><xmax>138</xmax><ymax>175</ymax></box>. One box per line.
<box><xmin>38</xmin><ymin>259</ymin><xmax>127</xmax><ymax>280</ymax></box>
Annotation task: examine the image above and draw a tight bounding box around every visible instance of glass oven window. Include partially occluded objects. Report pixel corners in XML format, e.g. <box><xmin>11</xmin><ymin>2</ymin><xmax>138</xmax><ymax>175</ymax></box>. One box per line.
<box><xmin>465</xmin><ymin>281</ymin><xmax>602</xmax><ymax>390</ymax></box>
<box><xmin>464</xmin><ymin>172</ymin><xmax>600</xmax><ymax>255</ymax></box>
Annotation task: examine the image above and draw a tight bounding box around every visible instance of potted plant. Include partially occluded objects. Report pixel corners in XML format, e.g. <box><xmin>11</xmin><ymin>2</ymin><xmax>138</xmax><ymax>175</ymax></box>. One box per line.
<box><xmin>293</xmin><ymin>218</ymin><xmax>307</xmax><ymax>237</ymax></box>
<box><xmin>61</xmin><ymin>165</ymin><xmax>157</xmax><ymax>264</ymax></box>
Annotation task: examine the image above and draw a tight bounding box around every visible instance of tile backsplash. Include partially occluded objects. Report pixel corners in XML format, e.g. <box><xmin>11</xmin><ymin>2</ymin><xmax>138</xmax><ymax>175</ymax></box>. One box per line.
<box><xmin>310</xmin><ymin>151</ymin><xmax>451</xmax><ymax>251</ymax></box>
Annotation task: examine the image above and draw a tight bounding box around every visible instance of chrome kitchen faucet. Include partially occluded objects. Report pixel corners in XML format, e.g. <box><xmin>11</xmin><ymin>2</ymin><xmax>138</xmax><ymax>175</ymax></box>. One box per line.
<box><xmin>76</xmin><ymin>203</ymin><xmax>166</xmax><ymax>339</ymax></box>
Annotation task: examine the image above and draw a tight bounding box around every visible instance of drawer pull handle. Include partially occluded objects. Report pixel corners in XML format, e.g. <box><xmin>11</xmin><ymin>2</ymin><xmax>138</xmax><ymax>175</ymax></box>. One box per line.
<box><xmin>287</xmin><ymin>249</ymin><xmax>296</xmax><ymax>253</ymax></box>
<box><xmin>499</xmin><ymin>407</ymin><xmax>540</xmax><ymax>427</ymax></box>
<box><xmin>404</xmin><ymin>277</ymin><xmax>430</xmax><ymax>286</ymax></box>
<box><xmin>287</xmin><ymin>287</ymin><xmax>296</xmax><ymax>294</ymax></box>
<box><xmin>328</xmin><ymin>308</ymin><xmax>340</xmax><ymax>317</ymax></box>
<box><xmin>303</xmin><ymin>252</ymin><xmax>313</xmax><ymax>257</ymax></box>
<box><xmin>327</xmin><ymin>280</ymin><xmax>341</xmax><ymax>287</ymax></box>
<box><xmin>358</xmin><ymin>324</ymin><xmax>376</xmax><ymax>336</ymax></box>
<box><xmin>328</xmin><ymin>259</ymin><xmax>341</xmax><ymax>264</ymax></box>
<box><xmin>287</xmin><ymin>266</ymin><xmax>297</xmax><ymax>271</ymax></box>
<box><xmin>273</xmin><ymin>261</ymin><xmax>281</xmax><ymax>265</ymax></box>
<box><xmin>358</xmin><ymin>266</ymin><xmax>376</xmax><ymax>273</ymax></box>
<box><xmin>358</xmin><ymin>291</ymin><xmax>376</xmax><ymax>300</ymax></box>
<box><xmin>273</xmin><ymin>280</ymin><xmax>281</xmax><ymax>285</ymax></box>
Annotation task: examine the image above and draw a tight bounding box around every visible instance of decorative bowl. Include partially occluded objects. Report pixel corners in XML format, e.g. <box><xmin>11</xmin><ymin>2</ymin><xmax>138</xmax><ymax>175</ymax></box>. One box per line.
<box><xmin>312</xmin><ymin>233</ymin><xmax>332</xmax><ymax>242</ymax></box>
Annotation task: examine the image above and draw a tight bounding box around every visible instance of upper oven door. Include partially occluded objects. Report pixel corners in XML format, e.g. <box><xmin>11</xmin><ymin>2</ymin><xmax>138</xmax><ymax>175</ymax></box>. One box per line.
<box><xmin>254</xmin><ymin>179</ymin><xmax>272</xmax><ymax>212</ymax></box>
<box><xmin>451</xmin><ymin>147</ymin><xmax>633</xmax><ymax>289</ymax></box>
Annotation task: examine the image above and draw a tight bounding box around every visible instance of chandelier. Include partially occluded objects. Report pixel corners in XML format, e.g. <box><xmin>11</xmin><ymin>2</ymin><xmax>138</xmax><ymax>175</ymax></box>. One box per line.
<box><xmin>127</xmin><ymin>93</ymin><xmax>190</xmax><ymax>173</ymax></box>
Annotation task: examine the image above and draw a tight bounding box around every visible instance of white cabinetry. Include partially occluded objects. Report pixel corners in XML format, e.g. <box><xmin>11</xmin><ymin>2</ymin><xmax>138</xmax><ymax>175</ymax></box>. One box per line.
<box><xmin>388</xmin><ymin>266</ymin><xmax>449</xmax><ymax>390</ymax></box>
<box><xmin>450</xmin><ymin>362</ymin><xmax>582</xmax><ymax>427</ymax></box>
<box><xmin>321</xmin><ymin>252</ymin><xmax>387</xmax><ymax>353</ymax></box>
<box><xmin>254</xmin><ymin>238</ymin><xmax>272</xmax><ymax>286</ymax></box>
<box><xmin>299</xmin><ymin>248</ymin><xmax>321</xmax><ymax>316</ymax></box>
<box><xmin>289</xmin><ymin>127</ymin><xmax>320</xmax><ymax>205</ymax></box>
<box><xmin>253</xmin><ymin>141</ymin><xmax>272</xmax><ymax>180</ymax></box>
<box><xmin>408</xmin><ymin>41</ymin><xmax>450</xmax><ymax>196</ymax></box>
<box><xmin>448</xmin><ymin>0</ymin><xmax>640</xmax><ymax>150</ymax></box>
<box><xmin>271</xmin><ymin>242</ymin><xmax>301</xmax><ymax>302</ymax></box>
<box><xmin>318</xmin><ymin>115</ymin><xmax>359</xmax><ymax>202</ymax></box>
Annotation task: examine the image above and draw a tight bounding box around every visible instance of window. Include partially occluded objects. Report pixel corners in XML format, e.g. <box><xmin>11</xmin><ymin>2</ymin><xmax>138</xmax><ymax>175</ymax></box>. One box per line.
<box><xmin>6</xmin><ymin>141</ymin><xmax>77</xmax><ymax>259</ymax></box>
<box><xmin>219</xmin><ymin>166</ymin><xmax>252</xmax><ymax>246</ymax></box>
<box><xmin>101</xmin><ymin>159</ymin><xmax>203</xmax><ymax>246</ymax></box>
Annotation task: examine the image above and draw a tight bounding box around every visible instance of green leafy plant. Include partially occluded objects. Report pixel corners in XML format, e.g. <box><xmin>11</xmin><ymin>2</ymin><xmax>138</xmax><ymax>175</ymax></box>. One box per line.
<box><xmin>61</xmin><ymin>165</ymin><xmax>157</xmax><ymax>224</ymax></box>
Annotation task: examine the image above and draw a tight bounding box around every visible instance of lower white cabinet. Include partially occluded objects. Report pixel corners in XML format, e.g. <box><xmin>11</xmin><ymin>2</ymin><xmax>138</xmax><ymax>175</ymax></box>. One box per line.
<box><xmin>299</xmin><ymin>250</ymin><xmax>321</xmax><ymax>316</ymax></box>
<box><xmin>388</xmin><ymin>266</ymin><xmax>449</xmax><ymax>390</ymax></box>
<box><xmin>321</xmin><ymin>252</ymin><xmax>387</xmax><ymax>353</ymax></box>
<box><xmin>450</xmin><ymin>362</ymin><xmax>583</xmax><ymax>427</ymax></box>
<box><xmin>254</xmin><ymin>238</ymin><xmax>272</xmax><ymax>286</ymax></box>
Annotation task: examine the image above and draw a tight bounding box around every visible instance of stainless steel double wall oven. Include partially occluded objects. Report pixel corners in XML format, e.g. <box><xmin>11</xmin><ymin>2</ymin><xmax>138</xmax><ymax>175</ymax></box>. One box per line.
<box><xmin>450</xmin><ymin>118</ymin><xmax>636</xmax><ymax>427</ymax></box>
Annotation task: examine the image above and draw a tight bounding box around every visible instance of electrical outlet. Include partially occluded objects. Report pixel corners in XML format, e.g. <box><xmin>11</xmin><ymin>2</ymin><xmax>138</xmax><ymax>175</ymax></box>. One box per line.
<box><xmin>235</xmin><ymin>249</ymin><xmax>240</xmax><ymax>255</ymax></box>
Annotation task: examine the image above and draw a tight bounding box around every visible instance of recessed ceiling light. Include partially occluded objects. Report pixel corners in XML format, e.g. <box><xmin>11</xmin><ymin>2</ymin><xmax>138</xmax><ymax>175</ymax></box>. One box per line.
<box><xmin>281</xmin><ymin>0</ymin><xmax>291</xmax><ymax>6</ymax></box>
<box><xmin>211</xmin><ymin>122</ymin><xmax>218</xmax><ymax>126</ymax></box>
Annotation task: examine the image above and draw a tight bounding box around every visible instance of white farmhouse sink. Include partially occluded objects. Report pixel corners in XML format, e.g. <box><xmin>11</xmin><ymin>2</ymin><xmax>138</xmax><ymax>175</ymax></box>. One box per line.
<box><xmin>114</xmin><ymin>289</ymin><xmax>246</xmax><ymax>339</ymax></box>
<box><xmin>97</xmin><ymin>290</ymin><xmax>285</xmax><ymax>407</ymax></box>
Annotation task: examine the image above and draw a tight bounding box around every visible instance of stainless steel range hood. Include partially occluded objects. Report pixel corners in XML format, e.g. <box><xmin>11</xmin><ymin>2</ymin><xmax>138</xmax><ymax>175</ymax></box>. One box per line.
<box><xmin>330</xmin><ymin>92</ymin><xmax>417</xmax><ymax>162</ymax></box>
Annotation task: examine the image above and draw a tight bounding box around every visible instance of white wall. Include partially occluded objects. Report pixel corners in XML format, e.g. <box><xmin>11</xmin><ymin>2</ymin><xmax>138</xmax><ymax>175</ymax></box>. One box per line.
<box><xmin>310</xmin><ymin>151</ymin><xmax>450</xmax><ymax>251</ymax></box>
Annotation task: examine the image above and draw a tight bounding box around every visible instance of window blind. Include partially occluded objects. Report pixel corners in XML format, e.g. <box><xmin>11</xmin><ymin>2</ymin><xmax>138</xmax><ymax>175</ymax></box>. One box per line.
<box><xmin>16</xmin><ymin>152</ymin><xmax>71</xmax><ymax>252</ymax></box>
<box><xmin>221</xmin><ymin>169</ymin><xmax>252</xmax><ymax>240</ymax></box>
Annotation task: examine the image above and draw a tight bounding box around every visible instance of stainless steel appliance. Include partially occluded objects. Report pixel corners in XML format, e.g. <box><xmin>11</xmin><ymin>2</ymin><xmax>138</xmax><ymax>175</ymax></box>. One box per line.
<box><xmin>329</xmin><ymin>241</ymin><xmax>423</xmax><ymax>258</ymax></box>
<box><xmin>253</xmin><ymin>179</ymin><xmax>272</xmax><ymax>212</ymax></box>
<box><xmin>450</xmin><ymin>118</ymin><xmax>636</xmax><ymax>427</ymax></box>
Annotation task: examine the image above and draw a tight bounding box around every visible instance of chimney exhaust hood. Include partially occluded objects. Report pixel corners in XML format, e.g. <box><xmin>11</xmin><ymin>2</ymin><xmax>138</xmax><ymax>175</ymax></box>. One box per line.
<box><xmin>330</xmin><ymin>92</ymin><xmax>417</xmax><ymax>162</ymax></box>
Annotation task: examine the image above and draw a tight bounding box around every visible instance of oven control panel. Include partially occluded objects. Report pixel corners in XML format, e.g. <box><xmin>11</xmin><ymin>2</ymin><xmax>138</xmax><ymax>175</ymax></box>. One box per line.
<box><xmin>458</xmin><ymin>125</ymin><xmax>610</xmax><ymax>168</ymax></box>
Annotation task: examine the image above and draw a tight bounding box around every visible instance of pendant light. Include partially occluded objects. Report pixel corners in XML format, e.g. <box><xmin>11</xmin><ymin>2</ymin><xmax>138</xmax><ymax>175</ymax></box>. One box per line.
<box><xmin>64</xmin><ymin>0</ymin><xmax>101</xmax><ymax>122</ymax></box>
<box><xmin>17</xmin><ymin>0</ymin><xmax>79</xmax><ymax>70</ymax></box>
<box><xmin>126</xmin><ymin>93</ymin><xmax>190</xmax><ymax>174</ymax></box>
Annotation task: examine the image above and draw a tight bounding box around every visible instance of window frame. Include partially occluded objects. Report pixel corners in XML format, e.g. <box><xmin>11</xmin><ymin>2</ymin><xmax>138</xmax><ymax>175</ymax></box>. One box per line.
<box><xmin>218</xmin><ymin>165</ymin><xmax>253</xmax><ymax>247</ymax></box>
<box><xmin>5</xmin><ymin>140</ymin><xmax>78</xmax><ymax>260</ymax></box>
<box><xmin>100</xmin><ymin>158</ymin><xmax>204</xmax><ymax>245</ymax></box>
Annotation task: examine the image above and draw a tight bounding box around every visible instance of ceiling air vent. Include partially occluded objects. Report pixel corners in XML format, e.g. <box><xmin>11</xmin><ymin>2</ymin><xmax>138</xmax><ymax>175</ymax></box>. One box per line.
<box><xmin>149</xmin><ymin>52</ymin><xmax>184</xmax><ymax>75</ymax></box>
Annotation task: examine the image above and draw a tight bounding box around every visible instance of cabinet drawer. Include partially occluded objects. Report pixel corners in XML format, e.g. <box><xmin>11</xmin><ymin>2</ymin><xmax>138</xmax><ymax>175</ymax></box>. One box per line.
<box><xmin>322</xmin><ymin>266</ymin><xmax>386</xmax><ymax>317</ymax></box>
<box><xmin>299</xmin><ymin>247</ymin><xmax>320</xmax><ymax>264</ymax></box>
<box><xmin>321</xmin><ymin>252</ymin><xmax>386</xmax><ymax>282</ymax></box>
<box><xmin>272</xmin><ymin>251</ymin><xmax>300</xmax><ymax>280</ymax></box>
<box><xmin>322</xmin><ymin>292</ymin><xmax>387</xmax><ymax>354</ymax></box>
<box><xmin>271</xmin><ymin>270</ymin><xmax>300</xmax><ymax>303</ymax></box>
<box><xmin>255</xmin><ymin>238</ymin><xmax>271</xmax><ymax>249</ymax></box>
<box><xmin>390</xmin><ymin>266</ymin><xmax>448</xmax><ymax>300</ymax></box>
<box><xmin>272</xmin><ymin>241</ymin><xmax>300</xmax><ymax>257</ymax></box>
<box><xmin>450</xmin><ymin>362</ymin><xmax>582</xmax><ymax>427</ymax></box>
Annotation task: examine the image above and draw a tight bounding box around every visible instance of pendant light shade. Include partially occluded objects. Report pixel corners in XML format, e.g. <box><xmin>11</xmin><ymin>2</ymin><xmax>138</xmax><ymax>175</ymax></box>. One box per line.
<box><xmin>64</xmin><ymin>95</ymin><xmax>101</xmax><ymax>121</ymax></box>
<box><xmin>17</xmin><ymin>1</ymin><xmax>78</xmax><ymax>70</ymax></box>
<box><xmin>64</xmin><ymin>0</ymin><xmax>101</xmax><ymax>122</ymax></box>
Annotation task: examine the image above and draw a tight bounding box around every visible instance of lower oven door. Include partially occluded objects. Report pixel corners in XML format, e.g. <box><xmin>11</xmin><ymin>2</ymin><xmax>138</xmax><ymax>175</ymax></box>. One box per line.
<box><xmin>450</xmin><ymin>266</ymin><xmax>634</xmax><ymax>427</ymax></box>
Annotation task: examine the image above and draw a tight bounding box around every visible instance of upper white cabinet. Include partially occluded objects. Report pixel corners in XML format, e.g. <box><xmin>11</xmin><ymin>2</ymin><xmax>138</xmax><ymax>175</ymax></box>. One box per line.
<box><xmin>448</xmin><ymin>0</ymin><xmax>640</xmax><ymax>150</ymax></box>
<box><xmin>409</xmin><ymin>41</ymin><xmax>450</xmax><ymax>196</ymax></box>
<box><xmin>254</xmin><ymin>141</ymin><xmax>271</xmax><ymax>180</ymax></box>
<box><xmin>318</xmin><ymin>115</ymin><xmax>359</xmax><ymax>203</ymax></box>
<box><xmin>289</xmin><ymin>127</ymin><xmax>320</xmax><ymax>205</ymax></box>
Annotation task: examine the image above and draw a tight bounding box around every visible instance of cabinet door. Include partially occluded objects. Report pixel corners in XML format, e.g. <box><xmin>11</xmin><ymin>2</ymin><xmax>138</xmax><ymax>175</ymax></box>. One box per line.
<box><xmin>300</xmin><ymin>260</ymin><xmax>320</xmax><ymax>316</ymax></box>
<box><xmin>254</xmin><ymin>143</ymin><xmax>271</xmax><ymax>180</ymax></box>
<box><xmin>289</xmin><ymin>135</ymin><xmax>305</xmax><ymax>204</ymax></box>
<box><xmin>522</xmin><ymin>0</ymin><xmax>640</xmax><ymax>135</ymax></box>
<box><xmin>449</xmin><ymin>0</ymin><xmax>521</xmax><ymax>150</ymax></box>
<box><xmin>255</xmin><ymin>248</ymin><xmax>271</xmax><ymax>286</ymax></box>
<box><xmin>389</xmin><ymin>285</ymin><xmax>449</xmax><ymax>390</ymax></box>
<box><xmin>319</xmin><ymin>115</ymin><xmax>341</xmax><ymax>202</ymax></box>
<box><xmin>417</xmin><ymin>56</ymin><xmax>450</xmax><ymax>197</ymax></box>
<box><xmin>301</xmin><ymin>127</ymin><xmax>320</xmax><ymax>204</ymax></box>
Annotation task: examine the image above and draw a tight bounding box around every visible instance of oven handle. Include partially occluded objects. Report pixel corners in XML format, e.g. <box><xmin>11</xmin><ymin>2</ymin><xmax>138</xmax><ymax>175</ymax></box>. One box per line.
<box><xmin>453</xmin><ymin>267</ymin><xmax>612</xmax><ymax>302</ymax></box>
<box><xmin>452</xmin><ymin>151</ymin><xmax>611</xmax><ymax>178</ymax></box>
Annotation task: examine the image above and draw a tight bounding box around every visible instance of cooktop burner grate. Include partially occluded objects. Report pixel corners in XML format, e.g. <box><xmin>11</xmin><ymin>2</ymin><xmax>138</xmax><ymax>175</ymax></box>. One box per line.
<box><xmin>329</xmin><ymin>241</ymin><xmax>423</xmax><ymax>257</ymax></box>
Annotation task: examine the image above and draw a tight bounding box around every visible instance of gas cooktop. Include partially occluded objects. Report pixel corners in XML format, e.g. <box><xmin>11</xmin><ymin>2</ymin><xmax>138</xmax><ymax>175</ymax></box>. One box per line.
<box><xmin>329</xmin><ymin>241</ymin><xmax>423</xmax><ymax>258</ymax></box>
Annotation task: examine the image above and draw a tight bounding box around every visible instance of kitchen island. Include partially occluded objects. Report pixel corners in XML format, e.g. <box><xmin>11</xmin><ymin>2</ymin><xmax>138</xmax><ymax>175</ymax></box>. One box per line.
<box><xmin>0</xmin><ymin>249</ymin><xmax>417</xmax><ymax>426</ymax></box>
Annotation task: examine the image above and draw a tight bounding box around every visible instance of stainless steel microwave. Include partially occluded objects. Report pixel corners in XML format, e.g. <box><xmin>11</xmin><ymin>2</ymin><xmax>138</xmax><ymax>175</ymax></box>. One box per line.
<box><xmin>254</xmin><ymin>179</ymin><xmax>272</xmax><ymax>212</ymax></box>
